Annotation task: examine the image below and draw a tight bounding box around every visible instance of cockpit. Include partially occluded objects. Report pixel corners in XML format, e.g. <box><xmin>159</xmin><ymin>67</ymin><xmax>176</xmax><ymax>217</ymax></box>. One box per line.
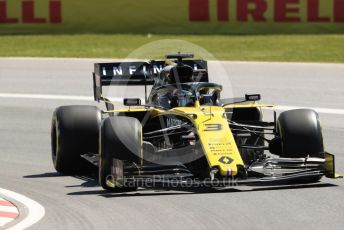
<box><xmin>147</xmin><ymin>53</ymin><xmax>222</xmax><ymax>109</ymax></box>
<box><xmin>149</xmin><ymin>82</ymin><xmax>222</xmax><ymax>109</ymax></box>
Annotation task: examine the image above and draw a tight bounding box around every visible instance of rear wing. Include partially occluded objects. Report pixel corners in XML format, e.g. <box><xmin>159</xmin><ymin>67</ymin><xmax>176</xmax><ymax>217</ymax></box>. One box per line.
<box><xmin>93</xmin><ymin>60</ymin><xmax>208</xmax><ymax>102</ymax></box>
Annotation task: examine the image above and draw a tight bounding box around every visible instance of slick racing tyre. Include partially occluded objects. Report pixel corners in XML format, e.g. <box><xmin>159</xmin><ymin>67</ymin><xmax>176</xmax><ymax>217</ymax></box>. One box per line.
<box><xmin>51</xmin><ymin>105</ymin><xmax>101</xmax><ymax>174</ymax></box>
<box><xmin>276</xmin><ymin>109</ymin><xmax>325</xmax><ymax>183</ymax></box>
<box><xmin>99</xmin><ymin>116</ymin><xmax>142</xmax><ymax>191</ymax></box>
<box><xmin>277</xmin><ymin>109</ymin><xmax>324</xmax><ymax>158</ymax></box>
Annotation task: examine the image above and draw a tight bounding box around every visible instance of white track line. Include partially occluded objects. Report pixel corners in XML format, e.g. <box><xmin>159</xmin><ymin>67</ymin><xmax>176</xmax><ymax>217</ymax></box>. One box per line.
<box><xmin>0</xmin><ymin>93</ymin><xmax>124</xmax><ymax>102</ymax></box>
<box><xmin>0</xmin><ymin>188</ymin><xmax>45</xmax><ymax>230</ymax></box>
<box><xmin>0</xmin><ymin>93</ymin><xmax>343</xmax><ymax>115</ymax></box>
<box><xmin>271</xmin><ymin>105</ymin><xmax>344</xmax><ymax>115</ymax></box>
<box><xmin>0</xmin><ymin>93</ymin><xmax>93</xmax><ymax>101</ymax></box>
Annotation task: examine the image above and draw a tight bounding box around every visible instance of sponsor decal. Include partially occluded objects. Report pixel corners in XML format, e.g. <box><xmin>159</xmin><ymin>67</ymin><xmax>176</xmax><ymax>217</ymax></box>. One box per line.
<box><xmin>0</xmin><ymin>0</ymin><xmax>61</xmax><ymax>24</ymax></box>
<box><xmin>218</xmin><ymin>156</ymin><xmax>233</xmax><ymax>164</ymax></box>
<box><xmin>203</xmin><ymin>124</ymin><xmax>222</xmax><ymax>131</ymax></box>
<box><xmin>1</xmin><ymin>0</ymin><xmax>342</xmax><ymax>33</ymax></box>
<box><xmin>189</xmin><ymin>0</ymin><xmax>344</xmax><ymax>23</ymax></box>
<box><xmin>105</xmin><ymin>64</ymin><xmax>163</xmax><ymax>76</ymax></box>
<box><xmin>209</xmin><ymin>142</ymin><xmax>232</xmax><ymax>155</ymax></box>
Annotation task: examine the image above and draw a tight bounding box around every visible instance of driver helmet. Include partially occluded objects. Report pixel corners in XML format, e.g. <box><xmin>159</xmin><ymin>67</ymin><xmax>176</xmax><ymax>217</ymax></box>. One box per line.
<box><xmin>171</xmin><ymin>89</ymin><xmax>194</xmax><ymax>107</ymax></box>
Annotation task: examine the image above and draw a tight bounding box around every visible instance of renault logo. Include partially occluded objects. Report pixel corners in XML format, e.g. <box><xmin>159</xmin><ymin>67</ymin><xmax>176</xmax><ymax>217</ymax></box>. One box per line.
<box><xmin>219</xmin><ymin>156</ymin><xmax>233</xmax><ymax>165</ymax></box>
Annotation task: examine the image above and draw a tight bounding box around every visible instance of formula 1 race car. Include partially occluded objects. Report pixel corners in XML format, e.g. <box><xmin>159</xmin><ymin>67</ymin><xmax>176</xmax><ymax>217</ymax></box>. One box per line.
<box><xmin>51</xmin><ymin>53</ymin><xmax>341</xmax><ymax>191</ymax></box>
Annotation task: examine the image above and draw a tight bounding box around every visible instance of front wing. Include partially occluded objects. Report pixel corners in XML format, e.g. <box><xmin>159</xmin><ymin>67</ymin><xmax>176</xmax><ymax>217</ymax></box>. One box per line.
<box><xmin>101</xmin><ymin>152</ymin><xmax>341</xmax><ymax>189</ymax></box>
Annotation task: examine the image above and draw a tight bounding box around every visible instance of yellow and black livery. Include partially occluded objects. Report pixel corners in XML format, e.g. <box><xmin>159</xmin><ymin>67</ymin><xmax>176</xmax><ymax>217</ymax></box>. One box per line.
<box><xmin>51</xmin><ymin>53</ymin><xmax>341</xmax><ymax>191</ymax></box>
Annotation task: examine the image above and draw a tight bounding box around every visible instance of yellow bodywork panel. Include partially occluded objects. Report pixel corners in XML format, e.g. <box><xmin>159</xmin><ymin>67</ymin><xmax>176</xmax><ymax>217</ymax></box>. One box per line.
<box><xmin>172</xmin><ymin>106</ymin><xmax>244</xmax><ymax>176</ymax></box>
<box><xmin>105</xmin><ymin>104</ymin><xmax>246</xmax><ymax>177</ymax></box>
<box><xmin>104</xmin><ymin>107</ymin><xmax>163</xmax><ymax>117</ymax></box>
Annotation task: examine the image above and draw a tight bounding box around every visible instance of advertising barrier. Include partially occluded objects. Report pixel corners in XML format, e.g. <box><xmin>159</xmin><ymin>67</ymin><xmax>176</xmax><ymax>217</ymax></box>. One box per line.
<box><xmin>0</xmin><ymin>0</ymin><xmax>343</xmax><ymax>34</ymax></box>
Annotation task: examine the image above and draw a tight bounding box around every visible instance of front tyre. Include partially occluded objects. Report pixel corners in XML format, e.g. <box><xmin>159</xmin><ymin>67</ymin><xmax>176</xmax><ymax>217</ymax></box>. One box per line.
<box><xmin>277</xmin><ymin>109</ymin><xmax>324</xmax><ymax>158</ymax></box>
<box><xmin>99</xmin><ymin>116</ymin><xmax>142</xmax><ymax>191</ymax></box>
<box><xmin>277</xmin><ymin>109</ymin><xmax>324</xmax><ymax>183</ymax></box>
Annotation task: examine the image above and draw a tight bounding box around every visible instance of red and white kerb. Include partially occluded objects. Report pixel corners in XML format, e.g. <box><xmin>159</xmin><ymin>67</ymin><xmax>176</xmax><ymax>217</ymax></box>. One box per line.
<box><xmin>0</xmin><ymin>197</ymin><xmax>19</xmax><ymax>227</ymax></box>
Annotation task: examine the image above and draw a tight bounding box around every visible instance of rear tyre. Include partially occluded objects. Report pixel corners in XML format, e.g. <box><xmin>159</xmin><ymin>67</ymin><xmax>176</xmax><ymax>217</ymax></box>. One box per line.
<box><xmin>99</xmin><ymin>116</ymin><xmax>142</xmax><ymax>191</ymax></box>
<box><xmin>51</xmin><ymin>105</ymin><xmax>101</xmax><ymax>174</ymax></box>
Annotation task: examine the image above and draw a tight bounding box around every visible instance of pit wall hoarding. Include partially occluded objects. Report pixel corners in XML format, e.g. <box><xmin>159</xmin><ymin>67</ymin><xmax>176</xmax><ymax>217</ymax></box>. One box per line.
<box><xmin>0</xmin><ymin>0</ymin><xmax>343</xmax><ymax>34</ymax></box>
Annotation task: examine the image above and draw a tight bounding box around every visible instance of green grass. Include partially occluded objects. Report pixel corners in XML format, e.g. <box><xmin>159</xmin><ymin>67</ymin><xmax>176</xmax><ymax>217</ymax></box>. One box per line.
<box><xmin>0</xmin><ymin>34</ymin><xmax>343</xmax><ymax>63</ymax></box>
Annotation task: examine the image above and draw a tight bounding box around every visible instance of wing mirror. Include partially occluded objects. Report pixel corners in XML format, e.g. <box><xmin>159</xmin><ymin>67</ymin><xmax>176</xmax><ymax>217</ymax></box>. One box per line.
<box><xmin>123</xmin><ymin>98</ymin><xmax>141</xmax><ymax>106</ymax></box>
<box><xmin>245</xmin><ymin>94</ymin><xmax>261</xmax><ymax>101</ymax></box>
